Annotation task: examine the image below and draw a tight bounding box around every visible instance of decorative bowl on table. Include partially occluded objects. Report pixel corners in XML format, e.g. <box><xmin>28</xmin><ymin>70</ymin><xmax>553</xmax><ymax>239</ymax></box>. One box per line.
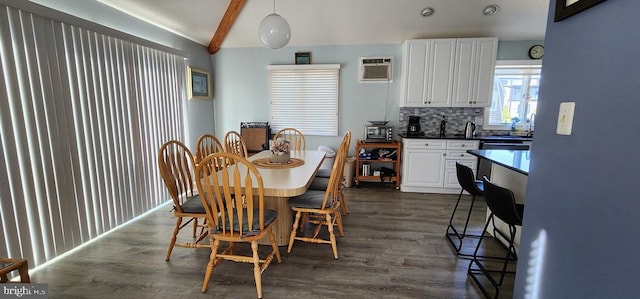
<box><xmin>270</xmin><ymin>138</ymin><xmax>290</xmax><ymax>163</ymax></box>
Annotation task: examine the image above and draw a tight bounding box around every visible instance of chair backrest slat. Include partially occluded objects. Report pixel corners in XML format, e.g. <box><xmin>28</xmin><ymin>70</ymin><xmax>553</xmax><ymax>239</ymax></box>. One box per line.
<box><xmin>224</xmin><ymin>131</ymin><xmax>249</xmax><ymax>158</ymax></box>
<box><xmin>273</xmin><ymin>128</ymin><xmax>306</xmax><ymax>151</ymax></box>
<box><xmin>321</xmin><ymin>131</ymin><xmax>351</xmax><ymax>210</ymax></box>
<box><xmin>158</xmin><ymin>140</ymin><xmax>197</xmax><ymax>212</ymax></box>
<box><xmin>195</xmin><ymin>134</ymin><xmax>224</xmax><ymax>164</ymax></box>
<box><xmin>196</xmin><ymin>152</ymin><xmax>265</xmax><ymax>237</ymax></box>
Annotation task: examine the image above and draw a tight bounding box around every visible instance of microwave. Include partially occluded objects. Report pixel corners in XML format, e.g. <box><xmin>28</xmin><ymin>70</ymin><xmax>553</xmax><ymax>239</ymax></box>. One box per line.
<box><xmin>365</xmin><ymin>126</ymin><xmax>393</xmax><ymax>142</ymax></box>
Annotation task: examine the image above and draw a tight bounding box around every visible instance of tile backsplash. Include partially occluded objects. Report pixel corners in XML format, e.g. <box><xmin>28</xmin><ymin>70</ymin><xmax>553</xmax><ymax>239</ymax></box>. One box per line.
<box><xmin>399</xmin><ymin>107</ymin><xmax>486</xmax><ymax>136</ymax></box>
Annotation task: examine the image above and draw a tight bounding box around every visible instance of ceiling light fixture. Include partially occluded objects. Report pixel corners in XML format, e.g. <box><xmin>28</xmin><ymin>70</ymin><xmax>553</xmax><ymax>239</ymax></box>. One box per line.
<box><xmin>258</xmin><ymin>0</ymin><xmax>291</xmax><ymax>49</ymax></box>
<box><xmin>421</xmin><ymin>7</ymin><xmax>435</xmax><ymax>17</ymax></box>
<box><xmin>483</xmin><ymin>4</ymin><xmax>500</xmax><ymax>16</ymax></box>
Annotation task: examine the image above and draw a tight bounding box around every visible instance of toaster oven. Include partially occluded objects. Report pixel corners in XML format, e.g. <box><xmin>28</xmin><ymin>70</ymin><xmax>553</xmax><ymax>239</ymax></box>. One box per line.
<box><xmin>365</xmin><ymin>125</ymin><xmax>393</xmax><ymax>142</ymax></box>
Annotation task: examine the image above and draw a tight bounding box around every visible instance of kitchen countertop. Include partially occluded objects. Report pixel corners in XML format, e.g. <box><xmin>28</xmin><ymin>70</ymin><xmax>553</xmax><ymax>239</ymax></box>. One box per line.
<box><xmin>467</xmin><ymin>149</ymin><xmax>531</xmax><ymax>175</ymax></box>
<box><xmin>399</xmin><ymin>134</ymin><xmax>533</xmax><ymax>142</ymax></box>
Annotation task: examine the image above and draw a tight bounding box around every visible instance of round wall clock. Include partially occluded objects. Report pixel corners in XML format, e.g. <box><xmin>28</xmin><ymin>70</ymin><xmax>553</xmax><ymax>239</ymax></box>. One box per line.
<box><xmin>528</xmin><ymin>45</ymin><xmax>544</xmax><ymax>59</ymax></box>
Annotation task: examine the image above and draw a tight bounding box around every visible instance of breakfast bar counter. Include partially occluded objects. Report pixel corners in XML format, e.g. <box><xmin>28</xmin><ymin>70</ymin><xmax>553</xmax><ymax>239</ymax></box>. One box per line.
<box><xmin>467</xmin><ymin>149</ymin><xmax>530</xmax><ymax>175</ymax></box>
<box><xmin>467</xmin><ymin>149</ymin><xmax>531</xmax><ymax>250</ymax></box>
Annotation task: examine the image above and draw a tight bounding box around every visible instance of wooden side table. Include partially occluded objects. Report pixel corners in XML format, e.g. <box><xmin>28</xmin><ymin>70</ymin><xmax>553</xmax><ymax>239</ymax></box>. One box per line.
<box><xmin>0</xmin><ymin>258</ymin><xmax>31</xmax><ymax>283</ymax></box>
<box><xmin>354</xmin><ymin>140</ymin><xmax>401</xmax><ymax>189</ymax></box>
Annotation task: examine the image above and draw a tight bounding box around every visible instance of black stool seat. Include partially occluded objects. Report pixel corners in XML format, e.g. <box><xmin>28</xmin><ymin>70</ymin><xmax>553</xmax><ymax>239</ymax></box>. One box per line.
<box><xmin>467</xmin><ymin>177</ymin><xmax>524</xmax><ymax>299</ymax></box>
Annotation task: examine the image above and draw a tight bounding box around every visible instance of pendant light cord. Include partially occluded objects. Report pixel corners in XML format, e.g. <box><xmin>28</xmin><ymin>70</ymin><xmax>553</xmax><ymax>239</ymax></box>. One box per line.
<box><xmin>273</xmin><ymin>0</ymin><xmax>276</xmax><ymax>14</ymax></box>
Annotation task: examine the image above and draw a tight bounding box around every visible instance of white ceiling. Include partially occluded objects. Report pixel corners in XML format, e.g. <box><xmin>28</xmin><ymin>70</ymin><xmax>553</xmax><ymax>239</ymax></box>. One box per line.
<box><xmin>96</xmin><ymin>0</ymin><xmax>550</xmax><ymax>48</ymax></box>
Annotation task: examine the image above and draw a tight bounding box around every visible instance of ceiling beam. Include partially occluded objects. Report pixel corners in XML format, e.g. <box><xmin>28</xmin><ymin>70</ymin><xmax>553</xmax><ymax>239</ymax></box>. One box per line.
<box><xmin>208</xmin><ymin>0</ymin><xmax>246</xmax><ymax>54</ymax></box>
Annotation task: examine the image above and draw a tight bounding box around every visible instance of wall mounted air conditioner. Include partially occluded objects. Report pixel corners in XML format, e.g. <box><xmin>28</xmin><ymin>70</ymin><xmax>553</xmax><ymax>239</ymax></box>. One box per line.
<box><xmin>359</xmin><ymin>57</ymin><xmax>392</xmax><ymax>83</ymax></box>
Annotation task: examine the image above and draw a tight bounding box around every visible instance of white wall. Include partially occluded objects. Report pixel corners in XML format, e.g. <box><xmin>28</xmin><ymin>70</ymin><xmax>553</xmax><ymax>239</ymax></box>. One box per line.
<box><xmin>212</xmin><ymin>44</ymin><xmax>402</xmax><ymax>155</ymax></box>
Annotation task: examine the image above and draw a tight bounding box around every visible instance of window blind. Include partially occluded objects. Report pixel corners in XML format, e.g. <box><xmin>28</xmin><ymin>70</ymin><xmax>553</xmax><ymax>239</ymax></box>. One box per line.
<box><xmin>0</xmin><ymin>5</ymin><xmax>185</xmax><ymax>268</ymax></box>
<box><xmin>268</xmin><ymin>64</ymin><xmax>340</xmax><ymax>136</ymax></box>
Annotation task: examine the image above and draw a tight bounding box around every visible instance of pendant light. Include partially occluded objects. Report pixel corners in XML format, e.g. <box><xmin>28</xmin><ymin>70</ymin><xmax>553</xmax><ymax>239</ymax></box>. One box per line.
<box><xmin>258</xmin><ymin>0</ymin><xmax>291</xmax><ymax>49</ymax></box>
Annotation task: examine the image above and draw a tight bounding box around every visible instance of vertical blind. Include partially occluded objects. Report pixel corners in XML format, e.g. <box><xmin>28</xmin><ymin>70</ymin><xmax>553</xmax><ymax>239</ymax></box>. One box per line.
<box><xmin>0</xmin><ymin>5</ymin><xmax>185</xmax><ymax>268</ymax></box>
<box><xmin>268</xmin><ymin>64</ymin><xmax>340</xmax><ymax>136</ymax></box>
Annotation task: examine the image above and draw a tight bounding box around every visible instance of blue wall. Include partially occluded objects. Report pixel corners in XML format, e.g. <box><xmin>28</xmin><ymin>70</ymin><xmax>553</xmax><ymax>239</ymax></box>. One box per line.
<box><xmin>514</xmin><ymin>1</ymin><xmax>640</xmax><ymax>297</ymax></box>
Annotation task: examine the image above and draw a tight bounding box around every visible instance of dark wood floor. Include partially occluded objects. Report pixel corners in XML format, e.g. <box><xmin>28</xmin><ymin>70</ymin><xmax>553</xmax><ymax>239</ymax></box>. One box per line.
<box><xmin>30</xmin><ymin>183</ymin><xmax>515</xmax><ymax>298</ymax></box>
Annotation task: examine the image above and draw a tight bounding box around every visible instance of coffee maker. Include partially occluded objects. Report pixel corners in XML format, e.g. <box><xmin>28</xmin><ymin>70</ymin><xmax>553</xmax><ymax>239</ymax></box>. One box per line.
<box><xmin>407</xmin><ymin>116</ymin><xmax>421</xmax><ymax>136</ymax></box>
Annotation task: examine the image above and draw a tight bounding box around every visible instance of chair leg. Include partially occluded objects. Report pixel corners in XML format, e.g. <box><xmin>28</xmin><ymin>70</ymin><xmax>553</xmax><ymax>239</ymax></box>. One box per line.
<box><xmin>335</xmin><ymin>210</ymin><xmax>345</xmax><ymax>237</ymax></box>
<box><xmin>326</xmin><ymin>213</ymin><xmax>338</xmax><ymax>259</ymax></box>
<box><xmin>467</xmin><ymin>214</ymin><xmax>518</xmax><ymax>299</ymax></box>
<box><xmin>192</xmin><ymin>217</ymin><xmax>198</xmax><ymax>237</ymax></box>
<box><xmin>201</xmin><ymin>238</ymin><xmax>220</xmax><ymax>293</ymax></box>
<box><xmin>288</xmin><ymin>211</ymin><xmax>302</xmax><ymax>253</ymax></box>
<box><xmin>495</xmin><ymin>225</ymin><xmax>519</xmax><ymax>287</ymax></box>
<box><xmin>467</xmin><ymin>214</ymin><xmax>494</xmax><ymax>298</ymax></box>
<box><xmin>445</xmin><ymin>190</ymin><xmax>465</xmax><ymax>253</ymax></box>
<box><xmin>251</xmin><ymin>241</ymin><xmax>263</xmax><ymax>299</ymax></box>
<box><xmin>340</xmin><ymin>188</ymin><xmax>349</xmax><ymax>214</ymax></box>
<box><xmin>268</xmin><ymin>228</ymin><xmax>282</xmax><ymax>263</ymax></box>
<box><xmin>449</xmin><ymin>189</ymin><xmax>464</xmax><ymax>229</ymax></box>
<box><xmin>166</xmin><ymin>217</ymin><xmax>183</xmax><ymax>261</ymax></box>
<box><xmin>461</xmin><ymin>194</ymin><xmax>478</xmax><ymax>237</ymax></box>
<box><xmin>446</xmin><ymin>191</ymin><xmax>487</xmax><ymax>257</ymax></box>
<box><xmin>299</xmin><ymin>213</ymin><xmax>308</xmax><ymax>232</ymax></box>
<box><xmin>18</xmin><ymin>260</ymin><xmax>30</xmax><ymax>283</ymax></box>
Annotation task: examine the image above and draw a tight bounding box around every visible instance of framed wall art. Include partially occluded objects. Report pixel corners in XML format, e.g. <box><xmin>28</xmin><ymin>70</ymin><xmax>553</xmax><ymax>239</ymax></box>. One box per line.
<box><xmin>187</xmin><ymin>66</ymin><xmax>210</xmax><ymax>99</ymax></box>
<box><xmin>295</xmin><ymin>52</ymin><xmax>311</xmax><ymax>65</ymax></box>
<box><xmin>554</xmin><ymin>0</ymin><xmax>607</xmax><ymax>22</ymax></box>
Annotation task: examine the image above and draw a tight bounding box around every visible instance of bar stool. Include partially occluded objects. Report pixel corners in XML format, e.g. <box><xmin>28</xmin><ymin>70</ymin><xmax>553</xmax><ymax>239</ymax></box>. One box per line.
<box><xmin>446</xmin><ymin>162</ymin><xmax>485</xmax><ymax>257</ymax></box>
<box><xmin>467</xmin><ymin>177</ymin><xmax>524</xmax><ymax>299</ymax></box>
<box><xmin>0</xmin><ymin>258</ymin><xmax>31</xmax><ymax>283</ymax></box>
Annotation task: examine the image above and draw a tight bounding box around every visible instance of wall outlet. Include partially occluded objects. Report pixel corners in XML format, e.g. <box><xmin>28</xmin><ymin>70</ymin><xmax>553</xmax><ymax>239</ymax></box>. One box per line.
<box><xmin>556</xmin><ymin>102</ymin><xmax>575</xmax><ymax>135</ymax></box>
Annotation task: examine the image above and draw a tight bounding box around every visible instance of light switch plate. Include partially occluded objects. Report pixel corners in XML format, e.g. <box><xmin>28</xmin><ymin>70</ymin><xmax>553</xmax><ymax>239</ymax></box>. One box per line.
<box><xmin>556</xmin><ymin>102</ymin><xmax>575</xmax><ymax>135</ymax></box>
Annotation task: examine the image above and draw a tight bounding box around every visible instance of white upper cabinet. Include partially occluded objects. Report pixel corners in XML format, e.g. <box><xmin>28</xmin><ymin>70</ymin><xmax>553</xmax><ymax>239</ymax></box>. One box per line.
<box><xmin>452</xmin><ymin>38</ymin><xmax>498</xmax><ymax>107</ymax></box>
<box><xmin>425</xmin><ymin>39</ymin><xmax>456</xmax><ymax>107</ymax></box>
<box><xmin>400</xmin><ymin>37</ymin><xmax>498</xmax><ymax>107</ymax></box>
<box><xmin>402</xmin><ymin>40</ymin><xmax>429</xmax><ymax>107</ymax></box>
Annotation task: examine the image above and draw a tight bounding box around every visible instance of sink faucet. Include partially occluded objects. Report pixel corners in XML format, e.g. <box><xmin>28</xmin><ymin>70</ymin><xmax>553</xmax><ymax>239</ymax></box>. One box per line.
<box><xmin>527</xmin><ymin>113</ymin><xmax>536</xmax><ymax>137</ymax></box>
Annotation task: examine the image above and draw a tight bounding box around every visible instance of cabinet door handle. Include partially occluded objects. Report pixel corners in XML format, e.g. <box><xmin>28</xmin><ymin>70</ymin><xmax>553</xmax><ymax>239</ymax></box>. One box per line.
<box><xmin>425</xmin><ymin>143</ymin><xmax>429</xmax><ymax>146</ymax></box>
<box><xmin>461</xmin><ymin>144</ymin><xmax>466</xmax><ymax>147</ymax></box>
<box><xmin>443</xmin><ymin>153</ymin><xmax>446</xmax><ymax>156</ymax></box>
<box><xmin>460</xmin><ymin>154</ymin><xmax>465</xmax><ymax>157</ymax></box>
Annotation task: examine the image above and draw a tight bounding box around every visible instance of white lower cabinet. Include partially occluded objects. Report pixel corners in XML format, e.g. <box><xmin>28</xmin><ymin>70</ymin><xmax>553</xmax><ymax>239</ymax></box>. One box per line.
<box><xmin>401</xmin><ymin>138</ymin><xmax>479</xmax><ymax>193</ymax></box>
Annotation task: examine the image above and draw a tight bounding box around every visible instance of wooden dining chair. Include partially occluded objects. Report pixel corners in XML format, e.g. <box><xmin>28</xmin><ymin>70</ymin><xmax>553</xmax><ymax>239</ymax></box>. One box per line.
<box><xmin>195</xmin><ymin>152</ymin><xmax>281</xmax><ymax>298</ymax></box>
<box><xmin>157</xmin><ymin>140</ymin><xmax>209</xmax><ymax>261</ymax></box>
<box><xmin>287</xmin><ymin>131</ymin><xmax>351</xmax><ymax>259</ymax></box>
<box><xmin>308</xmin><ymin>132</ymin><xmax>352</xmax><ymax>214</ymax></box>
<box><xmin>195</xmin><ymin>134</ymin><xmax>224</xmax><ymax>165</ymax></box>
<box><xmin>223</xmin><ymin>130</ymin><xmax>249</xmax><ymax>158</ymax></box>
<box><xmin>273</xmin><ymin>128</ymin><xmax>306</xmax><ymax>151</ymax></box>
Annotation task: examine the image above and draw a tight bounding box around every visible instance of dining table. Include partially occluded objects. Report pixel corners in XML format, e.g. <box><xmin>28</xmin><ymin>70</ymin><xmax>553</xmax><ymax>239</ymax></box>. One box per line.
<box><xmin>245</xmin><ymin>150</ymin><xmax>325</xmax><ymax>246</ymax></box>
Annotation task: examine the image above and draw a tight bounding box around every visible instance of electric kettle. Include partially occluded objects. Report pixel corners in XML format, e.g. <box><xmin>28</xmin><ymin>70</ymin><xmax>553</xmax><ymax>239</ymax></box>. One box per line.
<box><xmin>464</xmin><ymin>121</ymin><xmax>476</xmax><ymax>138</ymax></box>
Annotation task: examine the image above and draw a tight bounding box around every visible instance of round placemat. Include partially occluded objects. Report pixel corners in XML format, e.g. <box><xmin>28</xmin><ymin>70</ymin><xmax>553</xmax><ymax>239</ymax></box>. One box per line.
<box><xmin>252</xmin><ymin>157</ymin><xmax>305</xmax><ymax>169</ymax></box>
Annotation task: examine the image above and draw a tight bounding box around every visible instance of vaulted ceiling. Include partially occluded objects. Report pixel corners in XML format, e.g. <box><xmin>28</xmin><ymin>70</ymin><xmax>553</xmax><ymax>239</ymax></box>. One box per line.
<box><xmin>96</xmin><ymin>0</ymin><xmax>550</xmax><ymax>53</ymax></box>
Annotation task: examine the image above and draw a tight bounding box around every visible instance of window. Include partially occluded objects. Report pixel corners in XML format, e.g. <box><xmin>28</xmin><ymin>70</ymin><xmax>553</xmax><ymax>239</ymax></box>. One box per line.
<box><xmin>268</xmin><ymin>64</ymin><xmax>340</xmax><ymax>136</ymax></box>
<box><xmin>484</xmin><ymin>61</ymin><xmax>542</xmax><ymax>130</ymax></box>
<box><xmin>0</xmin><ymin>5</ymin><xmax>184</xmax><ymax>268</ymax></box>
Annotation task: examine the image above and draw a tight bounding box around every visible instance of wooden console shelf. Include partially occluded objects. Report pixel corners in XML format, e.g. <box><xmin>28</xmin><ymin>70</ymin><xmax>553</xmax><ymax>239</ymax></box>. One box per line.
<box><xmin>354</xmin><ymin>140</ymin><xmax>401</xmax><ymax>189</ymax></box>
